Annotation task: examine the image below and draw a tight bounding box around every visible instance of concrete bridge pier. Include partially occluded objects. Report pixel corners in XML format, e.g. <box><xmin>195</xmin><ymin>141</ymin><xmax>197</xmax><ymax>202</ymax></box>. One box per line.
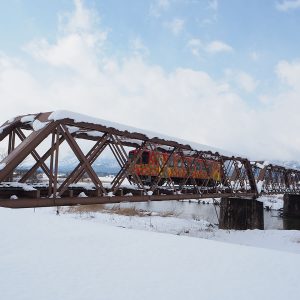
<box><xmin>283</xmin><ymin>194</ymin><xmax>300</xmax><ymax>218</ymax></box>
<box><xmin>282</xmin><ymin>194</ymin><xmax>300</xmax><ymax>230</ymax></box>
<box><xmin>219</xmin><ymin>197</ymin><xmax>264</xmax><ymax>230</ymax></box>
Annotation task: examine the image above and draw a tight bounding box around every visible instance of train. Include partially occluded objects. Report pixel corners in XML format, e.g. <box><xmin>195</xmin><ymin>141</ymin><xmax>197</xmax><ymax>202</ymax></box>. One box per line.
<box><xmin>128</xmin><ymin>149</ymin><xmax>222</xmax><ymax>185</ymax></box>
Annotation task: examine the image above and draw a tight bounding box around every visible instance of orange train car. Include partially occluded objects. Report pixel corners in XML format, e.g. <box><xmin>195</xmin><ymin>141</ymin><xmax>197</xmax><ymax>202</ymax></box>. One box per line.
<box><xmin>128</xmin><ymin>149</ymin><xmax>222</xmax><ymax>185</ymax></box>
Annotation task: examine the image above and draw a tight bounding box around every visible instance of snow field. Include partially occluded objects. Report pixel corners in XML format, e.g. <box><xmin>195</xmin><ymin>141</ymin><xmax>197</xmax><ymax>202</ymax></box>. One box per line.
<box><xmin>1</xmin><ymin>207</ymin><xmax>300</xmax><ymax>300</ymax></box>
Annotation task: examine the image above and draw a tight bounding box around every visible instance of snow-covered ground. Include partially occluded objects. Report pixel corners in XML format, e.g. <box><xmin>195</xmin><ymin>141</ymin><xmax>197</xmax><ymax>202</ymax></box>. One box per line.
<box><xmin>57</xmin><ymin>204</ymin><xmax>300</xmax><ymax>254</ymax></box>
<box><xmin>258</xmin><ymin>194</ymin><xmax>284</xmax><ymax>210</ymax></box>
<box><xmin>1</xmin><ymin>205</ymin><xmax>300</xmax><ymax>300</ymax></box>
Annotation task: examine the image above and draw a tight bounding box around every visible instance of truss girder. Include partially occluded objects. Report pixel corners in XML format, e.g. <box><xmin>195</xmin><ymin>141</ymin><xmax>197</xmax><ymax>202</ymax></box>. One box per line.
<box><xmin>0</xmin><ymin>112</ymin><xmax>299</xmax><ymax>207</ymax></box>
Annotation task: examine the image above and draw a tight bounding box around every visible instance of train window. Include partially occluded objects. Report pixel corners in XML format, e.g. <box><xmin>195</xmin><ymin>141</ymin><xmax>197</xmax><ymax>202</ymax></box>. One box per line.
<box><xmin>169</xmin><ymin>157</ymin><xmax>174</xmax><ymax>167</ymax></box>
<box><xmin>142</xmin><ymin>152</ymin><xmax>149</xmax><ymax>164</ymax></box>
<box><xmin>204</xmin><ymin>163</ymin><xmax>211</xmax><ymax>174</ymax></box>
<box><xmin>128</xmin><ymin>151</ymin><xmax>143</xmax><ymax>164</ymax></box>
<box><xmin>177</xmin><ymin>159</ymin><xmax>182</xmax><ymax>168</ymax></box>
<box><xmin>158</xmin><ymin>156</ymin><xmax>163</xmax><ymax>166</ymax></box>
<box><xmin>129</xmin><ymin>152</ymin><xmax>134</xmax><ymax>161</ymax></box>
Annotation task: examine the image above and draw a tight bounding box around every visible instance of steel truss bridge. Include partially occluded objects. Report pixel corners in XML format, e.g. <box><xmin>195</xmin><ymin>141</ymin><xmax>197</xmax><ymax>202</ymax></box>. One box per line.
<box><xmin>0</xmin><ymin>111</ymin><xmax>299</xmax><ymax>209</ymax></box>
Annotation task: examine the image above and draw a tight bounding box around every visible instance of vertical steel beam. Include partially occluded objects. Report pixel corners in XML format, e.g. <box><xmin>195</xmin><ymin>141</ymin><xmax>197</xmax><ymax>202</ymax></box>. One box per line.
<box><xmin>6</xmin><ymin>130</ymin><xmax>16</xmax><ymax>181</ymax></box>
<box><xmin>52</xmin><ymin>126</ymin><xmax>60</xmax><ymax>198</ymax></box>
<box><xmin>48</xmin><ymin>130</ymin><xmax>56</xmax><ymax>197</ymax></box>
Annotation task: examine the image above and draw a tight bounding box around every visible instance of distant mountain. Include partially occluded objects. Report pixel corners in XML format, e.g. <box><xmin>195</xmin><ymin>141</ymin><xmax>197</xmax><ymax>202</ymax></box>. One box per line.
<box><xmin>91</xmin><ymin>158</ymin><xmax>120</xmax><ymax>175</ymax></box>
<box><xmin>270</xmin><ymin>160</ymin><xmax>300</xmax><ymax>170</ymax></box>
<box><xmin>59</xmin><ymin>157</ymin><xmax>120</xmax><ymax>175</ymax></box>
<box><xmin>17</xmin><ymin>156</ymin><xmax>120</xmax><ymax>176</ymax></box>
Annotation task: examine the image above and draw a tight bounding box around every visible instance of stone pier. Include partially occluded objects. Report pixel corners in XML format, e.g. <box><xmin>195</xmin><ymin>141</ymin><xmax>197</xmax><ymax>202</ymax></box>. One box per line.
<box><xmin>282</xmin><ymin>194</ymin><xmax>300</xmax><ymax>229</ymax></box>
<box><xmin>219</xmin><ymin>197</ymin><xmax>264</xmax><ymax>230</ymax></box>
<box><xmin>283</xmin><ymin>194</ymin><xmax>300</xmax><ymax>218</ymax></box>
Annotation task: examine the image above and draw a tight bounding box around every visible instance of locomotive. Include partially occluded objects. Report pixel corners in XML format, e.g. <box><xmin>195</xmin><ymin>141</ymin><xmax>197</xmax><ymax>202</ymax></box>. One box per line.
<box><xmin>128</xmin><ymin>149</ymin><xmax>222</xmax><ymax>185</ymax></box>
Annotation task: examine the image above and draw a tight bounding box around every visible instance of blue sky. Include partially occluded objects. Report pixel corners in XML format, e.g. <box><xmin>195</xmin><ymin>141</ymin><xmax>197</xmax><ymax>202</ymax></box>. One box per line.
<box><xmin>1</xmin><ymin>0</ymin><xmax>300</xmax><ymax>75</ymax></box>
<box><xmin>0</xmin><ymin>0</ymin><xmax>300</xmax><ymax>160</ymax></box>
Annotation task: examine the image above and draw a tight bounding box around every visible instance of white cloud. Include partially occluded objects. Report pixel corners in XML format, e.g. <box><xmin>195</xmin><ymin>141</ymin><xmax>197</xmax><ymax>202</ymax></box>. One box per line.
<box><xmin>24</xmin><ymin>0</ymin><xmax>107</xmax><ymax>78</ymax></box>
<box><xmin>208</xmin><ymin>0</ymin><xmax>218</xmax><ymax>10</ymax></box>
<box><xmin>225</xmin><ymin>69</ymin><xmax>258</xmax><ymax>93</ymax></box>
<box><xmin>164</xmin><ymin>18</ymin><xmax>185</xmax><ymax>35</ymax></box>
<box><xmin>200</xmin><ymin>15</ymin><xmax>218</xmax><ymax>26</ymax></box>
<box><xmin>187</xmin><ymin>39</ymin><xmax>233</xmax><ymax>56</ymax></box>
<box><xmin>275</xmin><ymin>60</ymin><xmax>300</xmax><ymax>88</ymax></box>
<box><xmin>198</xmin><ymin>0</ymin><xmax>218</xmax><ymax>25</ymax></box>
<box><xmin>237</xmin><ymin>72</ymin><xmax>258</xmax><ymax>92</ymax></box>
<box><xmin>276</xmin><ymin>0</ymin><xmax>300</xmax><ymax>11</ymax></box>
<box><xmin>130</xmin><ymin>37</ymin><xmax>149</xmax><ymax>57</ymax></box>
<box><xmin>1</xmin><ymin>0</ymin><xmax>300</xmax><ymax>161</ymax></box>
<box><xmin>258</xmin><ymin>60</ymin><xmax>300</xmax><ymax>158</ymax></box>
<box><xmin>250</xmin><ymin>51</ymin><xmax>260</xmax><ymax>61</ymax></box>
<box><xmin>149</xmin><ymin>0</ymin><xmax>170</xmax><ymax>17</ymax></box>
<box><xmin>187</xmin><ymin>39</ymin><xmax>202</xmax><ymax>57</ymax></box>
<box><xmin>59</xmin><ymin>0</ymin><xmax>99</xmax><ymax>33</ymax></box>
<box><xmin>24</xmin><ymin>34</ymin><xmax>100</xmax><ymax>76</ymax></box>
<box><xmin>205</xmin><ymin>40</ymin><xmax>233</xmax><ymax>53</ymax></box>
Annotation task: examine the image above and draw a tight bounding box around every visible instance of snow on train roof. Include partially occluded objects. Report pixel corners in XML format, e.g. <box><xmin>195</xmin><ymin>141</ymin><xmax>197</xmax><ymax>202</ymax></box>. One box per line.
<box><xmin>48</xmin><ymin>110</ymin><xmax>233</xmax><ymax>156</ymax></box>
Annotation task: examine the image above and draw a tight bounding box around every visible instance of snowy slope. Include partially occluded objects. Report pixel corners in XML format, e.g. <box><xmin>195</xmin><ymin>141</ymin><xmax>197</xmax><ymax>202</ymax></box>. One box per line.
<box><xmin>0</xmin><ymin>207</ymin><xmax>300</xmax><ymax>300</ymax></box>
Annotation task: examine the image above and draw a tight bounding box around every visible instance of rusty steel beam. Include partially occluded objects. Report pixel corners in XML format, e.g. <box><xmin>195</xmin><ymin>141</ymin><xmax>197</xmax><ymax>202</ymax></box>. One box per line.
<box><xmin>15</xmin><ymin>128</ymin><xmax>51</xmax><ymax>180</ymax></box>
<box><xmin>19</xmin><ymin>135</ymin><xmax>65</xmax><ymax>183</ymax></box>
<box><xmin>0</xmin><ymin>111</ymin><xmax>300</xmax><ymax>209</ymax></box>
<box><xmin>60</xmin><ymin>124</ymin><xmax>106</xmax><ymax>195</ymax></box>
<box><xmin>254</xmin><ymin>163</ymin><xmax>300</xmax><ymax>194</ymax></box>
<box><xmin>52</xmin><ymin>126</ymin><xmax>60</xmax><ymax>198</ymax></box>
<box><xmin>110</xmin><ymin>141</ymin><xmax>148</xmax><ymax>193</ymax></box>
<box><xmin>0</xmin><ymin>121</ymin><xmax>59</xmax><ymax>182</ymax></box>
<box><xmin>0</xmin><ymin>192</ymin><xmax>258</xmax><ymax>209</ymax></box>
<box><xmin>58</xmin><ymin>133</ymin><xmax>109</xmax><ymax>196</ymax></box>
